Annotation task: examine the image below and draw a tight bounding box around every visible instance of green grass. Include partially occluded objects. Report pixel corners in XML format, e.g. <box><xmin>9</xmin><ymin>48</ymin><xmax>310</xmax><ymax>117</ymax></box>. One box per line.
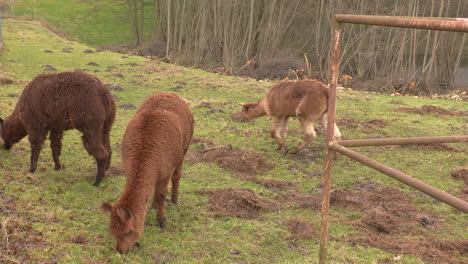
<box><xmin>1</xmin><ymin>19</ymin><xmax>467</xmax><ymax>264</ymax></box>
<box><xmin>10</xmin><ymin>0</ymin><xmax>155</xmax><ymax>46</ymax></box>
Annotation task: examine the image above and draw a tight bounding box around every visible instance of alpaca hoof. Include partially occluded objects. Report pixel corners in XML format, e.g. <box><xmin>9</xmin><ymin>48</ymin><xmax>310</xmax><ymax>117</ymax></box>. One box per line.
<box><xmin>29</xmin><ymin>168</ymin><xmax>36</xmax><ymax>173</ymax></box>
<box><xmin>283</xmin><ymin>146</ymin><xmax>290</xmax><ymax>156</ymax></box>
<box><xmin>54</xmin><ymin>165</ymin><xmax>62</xmax><ymax>170</ymax></box>
<box><xmin>92</xmin><ymin>181</ymin><xmax>100</xmax><ymax>187</ymax></box>
<box><xmin>157</xmin><ymin>219</ymin><xmax>166</xmax><ymax>229</ymax></box>
<box><xmin>289</xmin><ymin>148</ymin><xmax>300</xmax><ymax>155</ymax></box>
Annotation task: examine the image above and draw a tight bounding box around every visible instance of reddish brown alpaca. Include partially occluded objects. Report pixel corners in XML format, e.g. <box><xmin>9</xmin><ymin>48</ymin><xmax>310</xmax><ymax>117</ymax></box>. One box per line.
<box><xmin>241</xmin><ymin>79</ymin><xmax>342</xmax><ymax>154</ymax></box>
<box><xmin>0</xmin><ymin>72</ymin><xmax>116</xmax><ymax>186</ymax></box>
<box><xmin>102</xmin><ymin>92</ymin><xmax>194</xmax><ymax>254</ymax></box>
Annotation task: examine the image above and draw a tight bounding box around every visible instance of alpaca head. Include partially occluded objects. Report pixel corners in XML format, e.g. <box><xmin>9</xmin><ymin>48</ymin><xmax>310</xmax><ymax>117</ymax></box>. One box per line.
<box><xmin>101</xmin><ymin>203</ymin><xmax>140</xmax><ymax>254</ymax></box>
<box><xmin>241</xmin><ymin>102</ymin><xmax>260</xmax><ymax>120</ymax></box>
<box><xmin>0</xmin><ymin>116</ymin><xmax>26</xmax><ymax>150</ymax></box>
<box><xmin>0</xmin><ymin>117</ymin><xmax>12</xmax><ymax>150</ymax></box>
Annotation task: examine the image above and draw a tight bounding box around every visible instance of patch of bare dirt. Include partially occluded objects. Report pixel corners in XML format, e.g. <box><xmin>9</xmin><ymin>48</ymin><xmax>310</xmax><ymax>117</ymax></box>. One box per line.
<box><xmin>106</xmin><ymin>164</ymin><xmax>125</xmax><ymax>177</ymax></box>
<box><xmin>70</xmin><ymin>235</ymin><xmax>87</xmax><ymax>245</ymax></box>
<box><xmin>284</xmin><ymin>216</ymin><xmax>317</xmax><ymax>240</ymax></box>
<box><xmin>276</xmin><ymin>191</ymin><xmax>322</xmax><ymax>210</ymax></box>
<box><xmin>190</xmin><ymin>136</ymin><xmax>214</xmax><ymax>145</ymax></box>
<box><xmin>289</xmin><ymin>145</ymin><xmax>322</xmax><ymax>164</ymax></box>
<box><xmin>394</xmin><ymin>105</ymin><xmax>463</xmax><ymax>116</ymax></box>
<box><xmin>195</xmin><ymin>188</ymin><xmax>279</xmax><ymax>219</ymax></box>
<box><xmin>185</xmin><ymin>143</ymin><xmax>274</xmax><ymax>175</ymax></box>
<box><xmin>337</xmin><ymin>118</ymin><xmax>389</xmax><ymax>133</ymax></box>
<box><xmin>119</xmin><ymin>103</ymin><xmax>136</xmax><ymax>109</ymax></box>
<box><xmin>330</xmin><ymin>186</ymin><xmax>439</xmax><ymax>233</ymax></box>
<box><xmin>251</xmin><ymin>179</ymin><xmax>297</xmax><ymax>191</ymax></box>
<box><xmin>352</xmin><ymin>180</ymin><xmax>383</xmax><ymax>192</ymax></box>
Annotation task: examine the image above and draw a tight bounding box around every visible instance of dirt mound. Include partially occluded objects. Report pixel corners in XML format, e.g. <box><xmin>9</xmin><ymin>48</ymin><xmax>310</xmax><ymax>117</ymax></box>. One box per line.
<box><xmin>284</xmin><ymin>216</ymin><xmax>317</xmax><ymax>240</ymax></box>
<box><xmin>328</xmin><ymin>186</ymin><xmax>466</xmax><ymax>263</ymax></box>
<box><xmin>451</xmin><ymin>166</ymin><xmax>468</xmax><ymax>183</ymax></box>
<box><xmin>330</xmin><ymin>186</ymin><xmax>438</xmax><ymax>234</ymax></box>
<box><xmin>394</xmin><ymin>105</ymin><xmax>463</xmax><ymax>116</ymax></box>
<box><xmin>196</xmin><ymin>188</ymin><xmax>279</xmax><ymax>219</ymax></box>
<box><xmin>340</xmin><ymin>235</ymin><xmax>468</xmax><ymax>264</ymax></box>
<box><xmin>185</xmin><ymin>144</ymin><xmax>274</xmax><ymax>175</ymax></box>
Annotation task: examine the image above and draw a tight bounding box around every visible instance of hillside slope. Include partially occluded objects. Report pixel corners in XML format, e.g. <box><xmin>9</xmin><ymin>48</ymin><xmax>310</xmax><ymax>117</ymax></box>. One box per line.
<box><xmin>0</xmin><ymin>19</ymin><xmax>467</xmax><ymax>264</ymax></box>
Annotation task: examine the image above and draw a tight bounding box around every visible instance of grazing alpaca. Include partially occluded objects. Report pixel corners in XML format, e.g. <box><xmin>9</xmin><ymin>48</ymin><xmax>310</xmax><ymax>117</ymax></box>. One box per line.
<box><xmin>102</xmin><ymin>92</ymin><xmax>194</xmax><ymax>254</ymax></box>
<box><xmin>0</xmin><ymin>72</ymin><xmax>116</xmax><ymax>186</ymax></box>
<box><xmin>241</xmin><ymin>79</ymin><xmax>341</xmax><ymax>154</ymax></box>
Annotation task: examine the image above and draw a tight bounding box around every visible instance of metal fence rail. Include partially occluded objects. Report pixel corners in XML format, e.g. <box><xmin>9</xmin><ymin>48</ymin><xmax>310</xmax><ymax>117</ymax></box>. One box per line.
<box><xmin>319</xmin><ymin>15</ymin><xmax>468</xmax><ymax>264</ymax></box>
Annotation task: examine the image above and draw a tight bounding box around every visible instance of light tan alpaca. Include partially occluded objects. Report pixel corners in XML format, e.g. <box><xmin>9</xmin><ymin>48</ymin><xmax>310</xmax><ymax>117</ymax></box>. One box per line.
<box><xmin>241</xmin><ymin>79</ymin><xmax>341</xmax><ymax>154</ymax></box>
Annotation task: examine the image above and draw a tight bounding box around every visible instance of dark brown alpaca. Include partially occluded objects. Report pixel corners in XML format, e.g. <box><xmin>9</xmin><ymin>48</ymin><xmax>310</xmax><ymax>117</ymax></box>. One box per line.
<box><xmin>102</xmin><ymin>92</ymin><xmax>194</xmax><ymax>254</ymax></box>
<box><xmin>241</xmin><ymin>79</ymin><xmax>342</xmax><ymax>154</ymax></box>
<box><xmin>0</xmin><ymin>72</ymin><xmax>116</xmax><ymax>186</ymax></box>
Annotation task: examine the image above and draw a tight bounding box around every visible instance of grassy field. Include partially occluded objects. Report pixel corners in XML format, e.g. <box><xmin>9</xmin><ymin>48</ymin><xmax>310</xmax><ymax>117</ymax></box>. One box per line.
<box><xmin>10</xmin><ymin>0</ymin><xmax>154</xmax><ymax>46</ymax></box>
<box><xmin>0</xmin><ymin>19</ymin><xmax>467</xmax><ymax>264</ymax></box>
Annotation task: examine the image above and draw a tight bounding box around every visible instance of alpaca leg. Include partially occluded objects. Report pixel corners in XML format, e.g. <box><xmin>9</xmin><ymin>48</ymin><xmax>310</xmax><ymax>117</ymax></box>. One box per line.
<box><xmin>28</xmin><ymin>129</ymin><xmax>48</xmax><ymax>173</ymax></box>
<box><xmin>270</xmin><ymin>116</ymin><xmax>286</xmax><ymax>151</ymax></box>
<box><xmin>49</xmin><ymin>129</ymin><xmax>64</xmax><ymax>170</ymax></box>
<box><xmin>102</xmin><ymin>133</ymin><xmax>112</xmax><ymax>171</ymax></box>
<box><xmin>171</xmin><ymin>164</ymin><xmax>183</xmax><ymax>205</ymax></box>
<box><xmin>153</xmin><ymin>180</ymin><xmax>169</xmax><ymax>229</ymax></box>
<box><xmin>280</xmin><ymin>116</ymin><xmax>289</xmax><ymax>143</ymax></box>
<box><xmin>102</xmin><ymin>120</ymin><xmax>113</xmax><ymax>171</ymax></box>
<box><xmin>321</xmin><ymin>113</ymin><xmax>342</xmax><ymax>140</ymax></box>
<box><xmin>81</xmin><ymin>128</ymin><xmax>109</xmax><ymax>186</ymax></box>
<box><xmin>291</xmin><ymin>118</ymin><xmax>316</xmax><ymax>154</ymax></box>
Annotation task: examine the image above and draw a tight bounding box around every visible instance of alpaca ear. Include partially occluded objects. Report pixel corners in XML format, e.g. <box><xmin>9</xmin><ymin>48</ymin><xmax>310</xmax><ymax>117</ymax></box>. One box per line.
<box><xmin>101</xmin><ymin>203</ymin><xmax>113</xmax><ymax>213</ymax></box>
<box><xmin>0</xmin><ymin>117</ymin><xmax>3</xmax><ymax>125</ymax></box>
<box><xmin>116</xmin><ymin>207</ymin><xmax>132</xmax><ymax>222</ymax></box>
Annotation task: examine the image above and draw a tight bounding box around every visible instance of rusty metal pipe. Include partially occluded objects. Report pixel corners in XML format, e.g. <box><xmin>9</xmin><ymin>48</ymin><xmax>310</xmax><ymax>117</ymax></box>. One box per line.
<box><xmin>335</xmin><ymin>14</ymin><xmax>468</xmax><ymax>33</ymax></box>
<box><xmin>337</xmin><ymin>136</ymin><xmax>468</xmax><ymax>147</ymax></box>
<box><xmin>319</xmin><ymin>19</ymin><xmax>342</xmax><ymax>264</ymax></box>
<box><xmin>329</xmin><ymin>143</ymin><xmax>468</xmax><ymax>213</ymax></box>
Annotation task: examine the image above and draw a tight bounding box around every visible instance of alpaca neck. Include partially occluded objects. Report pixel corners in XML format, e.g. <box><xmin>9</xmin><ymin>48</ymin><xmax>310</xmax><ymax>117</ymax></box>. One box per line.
<box><xmin>249</xmin><ymin>99</ymin><xmax>267</xmax><ymax>119</ymax></box>
<box><xmin>117</xmin><ymin>168</ymin><xmax>155</xmax><ymax>219</ymax></box>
